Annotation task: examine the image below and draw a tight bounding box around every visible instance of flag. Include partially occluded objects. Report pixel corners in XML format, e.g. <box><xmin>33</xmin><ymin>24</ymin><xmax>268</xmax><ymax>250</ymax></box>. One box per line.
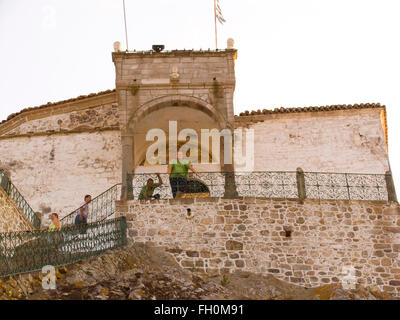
<box><xmin>215</xmin><ymin>0</ymin><xmax>226</xmax><ymax>24</ymax></box>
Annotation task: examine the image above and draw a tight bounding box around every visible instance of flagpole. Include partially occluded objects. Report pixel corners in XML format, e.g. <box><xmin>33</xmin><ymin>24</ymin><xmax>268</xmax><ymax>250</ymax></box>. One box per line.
<box><xmin>214</xmin><ymin>0</ymin><xmax>218</xmax><ymax>49</ymax></box>
<box><xmin>123</xmin><ymin>0</ymin><xmax>129</xmax><ymax>51</ymax></box>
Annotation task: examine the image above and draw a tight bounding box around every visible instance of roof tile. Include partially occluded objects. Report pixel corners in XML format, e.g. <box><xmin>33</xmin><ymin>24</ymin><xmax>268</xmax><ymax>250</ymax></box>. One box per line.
<box><xmin>237</xmin><ymin>102</ymin><xmax>383</xmax><ymax>117</ymax></box>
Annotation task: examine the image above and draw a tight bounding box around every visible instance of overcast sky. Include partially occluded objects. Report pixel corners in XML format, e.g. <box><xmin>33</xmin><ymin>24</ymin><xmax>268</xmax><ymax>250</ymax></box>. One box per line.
<box><xmin>0</xmin><ymin>0</ymin><xmax>399</xmax><ymax>191</ymax></box>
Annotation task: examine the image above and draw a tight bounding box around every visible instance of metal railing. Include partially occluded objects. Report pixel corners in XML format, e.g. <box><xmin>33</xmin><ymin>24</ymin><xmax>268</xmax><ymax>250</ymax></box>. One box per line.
<box><xmin>0</xmin><ymin>216</ymin><xmax>127</xmax><ymax>278</ymax></box>
<box><xmin>61</xmin><ymin>184</ymin><xmax>122</xmax><ymax>226</ymax></box>
<box><xmin>304</xmin><ymin>172</ymin><xmax>388</xmax><ymax>201</ymax></box>
<box><xmin>0</xmin><ymin>170</ymin><xmax>41</xmax><ymax>229</ymax></box>
<box><xmin>0</xmin><ymin>173</ymin><xmax>126</xmax><ymax>278</ymax></box>
<box><xmin>126</xmin><ymin>171</ymin><xmax>298</xmax><ymax>199</ymax></box>
<box><xmin>126</xmin><ymin>170</ymin><xmax>393</xmax><ymax>201</ymax></box>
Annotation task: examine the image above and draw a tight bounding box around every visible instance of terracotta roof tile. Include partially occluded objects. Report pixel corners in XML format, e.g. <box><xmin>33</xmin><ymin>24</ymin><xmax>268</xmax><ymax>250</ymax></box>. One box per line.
<box><xmin>237</xmin><ymin>103</ymin><xmax>384</xmax><ymax>117</ymax></box>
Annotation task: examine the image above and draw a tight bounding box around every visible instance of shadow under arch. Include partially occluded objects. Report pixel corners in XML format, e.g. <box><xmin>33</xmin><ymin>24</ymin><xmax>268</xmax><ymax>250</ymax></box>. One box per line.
<box><xmin>185</xmin><ymin>178</ymin><xmax>210</xmax><ymax>194</ymax></box>
<box><xmin>135</xmin><ymin>140</ymin><xmax>221</xmax><ymax>167</ymax></box>
<box><xmin>128</xmin><ymin>94</ymin><xmax>227</xmax><ymax>131</ymax></box>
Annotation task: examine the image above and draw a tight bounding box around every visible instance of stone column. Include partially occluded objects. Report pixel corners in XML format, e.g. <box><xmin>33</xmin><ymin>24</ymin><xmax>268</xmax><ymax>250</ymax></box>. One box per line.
<box><xmin>221</xmin><ymin>127</ymin><xmax>238</xmax><ymax>199</ymax></box>
<box><xmin>223</xmin><ymin>165</ymin><xmax>239</xmax><ymax>199</ymax></box>
<box><xmin>385</xmin><ymin>171</ymin><xmax>398</xmax><ymax>202</ymax></box>
<box><xmin>0</xmin><ymin>169</ymin><xmax>10</xmax><ymax>192</ymax></box>
<box><xmin>121</xmin><ymin>134</ymin><xmax>134</xmax><ymax>200</ymax></box>
<box><xmin>296</xmin><ymin>167</ymin><xmax>306</xmax><ymax>203</ymax></box>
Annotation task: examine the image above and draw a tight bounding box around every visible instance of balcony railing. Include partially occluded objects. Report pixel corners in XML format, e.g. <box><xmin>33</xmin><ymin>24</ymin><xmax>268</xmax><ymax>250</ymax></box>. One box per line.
<box><xmin>304</xmin><ymin>172</ymin><xmax>389</xmax><ymax>201</ymax></box>
<box><xmin>126</xmin><ymin>170</ymin><xmax>396</xmax><ymax>202</ymax></box>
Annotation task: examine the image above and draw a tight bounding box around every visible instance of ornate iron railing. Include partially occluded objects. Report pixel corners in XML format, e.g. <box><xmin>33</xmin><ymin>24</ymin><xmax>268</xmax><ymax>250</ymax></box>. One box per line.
<box><xmin>127</xmin><ymin>171</ymin><xmax>298</xmax><ymax>199</ymax></box>
<box><xmin>0</xmin><ymin>170</ymin><xmax>41</xmax><ymax>229</ymax></box>
<box><xmin>235</xmin><ymin>171</ymin><xmax>298</xmax><ymax>198</ymax></box>
<box><xmin>304</xmin><ymin>172</ymin><xmax>388</xmax><ymax>201</ymax></box>
<box><xmin>126</xmin><ymin>171</ymin><xmax>392</xmax><ymax>201</ymax></box>
<box><xmin>0</xmin><ymin>216</ymin><xmax>127</xmax><ymax>278</ymax></box>
<box><xmin>61</xmin><ymin>184</ymin><xmax>122</xmax><ymax>226</ymax></box>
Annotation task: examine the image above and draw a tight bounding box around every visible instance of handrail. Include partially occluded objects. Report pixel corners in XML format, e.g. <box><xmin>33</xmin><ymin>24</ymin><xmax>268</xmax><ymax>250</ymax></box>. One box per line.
<box><xmin>60</xmin><ymin>183</ymin><xmax>122</xmax><ymax>226</ymax></box>
<box><xmin>0</xmin><ymin>216</ymin><xmax>127</xmax><ymax>278</ymax></box>
<box><xmin>0</xmin><ymin>170</ymin><xmax>41</xmax><ymax>229</ymax></box>
<box><xmin>0</xmin><ymin>173</ymin><xmax>126</xmax><ymax>278</ymax></box>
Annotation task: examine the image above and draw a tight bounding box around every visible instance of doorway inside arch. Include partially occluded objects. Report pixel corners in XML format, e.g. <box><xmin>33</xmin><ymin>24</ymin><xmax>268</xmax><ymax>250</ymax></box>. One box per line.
<box><xmin>182</xmin><ymin>179</ymin><xmax>210</xmax><ymax>198</ymax></box>
<box><xmin>133</xmin><ymin>104</ymin><xmax>224</xmax><ymax>172</ymax></box>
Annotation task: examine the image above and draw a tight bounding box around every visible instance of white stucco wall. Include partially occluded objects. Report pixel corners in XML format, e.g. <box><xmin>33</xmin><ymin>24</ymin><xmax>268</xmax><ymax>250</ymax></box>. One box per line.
<box><xmin>238</xmin><ymin>108</ymin><xmax>389</xmax><ymax>174</ymax></box>
<box><xmin>0</xmin><ymin>130</ymin><xmax>122</xmax><ymax>219</ymax></box>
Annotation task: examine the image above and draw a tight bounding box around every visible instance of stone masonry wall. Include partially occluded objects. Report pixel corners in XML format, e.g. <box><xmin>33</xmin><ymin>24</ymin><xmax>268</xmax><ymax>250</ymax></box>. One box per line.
<box><xmin>4</xmin><ymin>103</ymin><xmax>119</xmax><ymax>136</ymax></box>
<box><xmin>0</xmin><ymin>130</ymin><xmax>122</xmax><ymax>219</ymax></box>
<box><xmin>117</xmin><ymin>197</ymin><xmax>400</xmax><ymax>297</ymax></box>
<box><xmin>0</xmin><ymin>188</ymin><xmax>34</xmax><ymax>232</ymax></box>
<box><xmin>113</xmin><ymin>50</ymin><xmax>237</xmax><ymax>133</ymax></box>
<box><xmin>237</xmin><ymin>108</ymin><xmax>389</xmax><ymax>174</ymax></box>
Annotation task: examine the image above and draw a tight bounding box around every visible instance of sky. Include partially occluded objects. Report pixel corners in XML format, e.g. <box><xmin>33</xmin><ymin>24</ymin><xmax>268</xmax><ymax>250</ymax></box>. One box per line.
<box><xmin>0</xmin><ymin>0</ymin><xmax>399</xmax><ymax>191</ymax></box>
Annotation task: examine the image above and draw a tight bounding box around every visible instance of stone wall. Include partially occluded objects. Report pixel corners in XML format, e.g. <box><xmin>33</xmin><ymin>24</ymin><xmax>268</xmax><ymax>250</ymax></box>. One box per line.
<box><xmin>0</xmin><ymin>188</ymin><xmax>34</xmax><ymax>232</ymax></box>
<box><xmin>113</xmin><ymin>50</ymin><xmax>237</xmax><ymax>126</ymax></box>
<box><xmin>3</xmin><ymin>103</ymin><xmax>119</xmax><ymax>137</ymax></box>
<box><xmin>0</xmin><ymin>130</ymin><xmax>122</xmax><ymax>219</ymax></box>
<box><xmin>117</xmin><ymin>197</ymin><xmax>400</xmax><ymax>296</ymax></box>
<box><xmin>236</xmin><ymin>108</ymin><xmax>389</xmax><ymax>174</ymax></box>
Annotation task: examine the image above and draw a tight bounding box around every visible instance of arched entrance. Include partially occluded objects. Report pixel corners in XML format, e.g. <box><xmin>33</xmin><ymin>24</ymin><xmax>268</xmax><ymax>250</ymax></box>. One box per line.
<box><xmin>121</xmin><ymin>95</ymin><xmax>236</xmax><ymax>199</ymax></box>
<box><xmin>129</xmin><ymin>95</ymin><xmax>228</xmax><ymax>170</ymax></box>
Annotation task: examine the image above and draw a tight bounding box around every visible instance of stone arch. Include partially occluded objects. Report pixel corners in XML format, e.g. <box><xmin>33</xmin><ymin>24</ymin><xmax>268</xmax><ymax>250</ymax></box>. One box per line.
<box><xmin>128</xmin><ymin>95</ymin><xmax>227</xmax><ymax>131</ymax></box>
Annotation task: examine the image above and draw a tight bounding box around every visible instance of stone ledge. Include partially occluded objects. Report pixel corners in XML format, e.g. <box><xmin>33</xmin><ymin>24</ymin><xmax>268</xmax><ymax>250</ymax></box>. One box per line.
<box><xmin>112</xmin><ymin>49</ymin><xmax>237</xmax><ymax>60</ymax></box>
<box><xmin>0</xmin><ymin>90</ymin><xmax>117</xmax><ymax>136</ymax></box>
<box><xmin>0</xmin><ymin>126</ymin><xmax>120</xmax><ymax>140</ymax></box>
<box><xmin>117</xmin><ymin>197</ymin><xmax>393</xmax><ymax>206</ymax></box>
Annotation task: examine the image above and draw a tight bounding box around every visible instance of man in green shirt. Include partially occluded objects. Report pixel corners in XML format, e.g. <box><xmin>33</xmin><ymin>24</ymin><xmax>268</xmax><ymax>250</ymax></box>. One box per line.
<box><xmin>167</xmin><ymin>152</ymin><xmax>197</xmax><ymax>198</ymax></box>
<box><xmin>138</xmin><ymin>173</ymin><xmax>163</xmax><ymax>200</ymax></box>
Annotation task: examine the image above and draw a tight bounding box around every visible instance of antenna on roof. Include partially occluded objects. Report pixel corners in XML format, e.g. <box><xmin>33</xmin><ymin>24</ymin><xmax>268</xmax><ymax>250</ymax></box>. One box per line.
<box><xmin>122</xmin><ymin>0</ymin><xmax>129</xmax><ymax>51</ymax></box>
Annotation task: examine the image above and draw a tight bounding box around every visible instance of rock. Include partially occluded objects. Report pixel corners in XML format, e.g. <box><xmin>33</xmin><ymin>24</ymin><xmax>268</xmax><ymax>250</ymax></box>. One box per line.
<box><xmin>226</xmin><ymin>240</ymin><xmax>243</xmax><ymax>250</ymax></box>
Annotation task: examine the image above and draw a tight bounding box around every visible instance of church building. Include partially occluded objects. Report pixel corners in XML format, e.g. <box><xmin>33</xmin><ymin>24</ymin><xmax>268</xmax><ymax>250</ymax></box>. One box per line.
<box><xmin>0</xmin><ymin>42</ymin><xmax>393</xmax><ymax>216</ymax></box>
